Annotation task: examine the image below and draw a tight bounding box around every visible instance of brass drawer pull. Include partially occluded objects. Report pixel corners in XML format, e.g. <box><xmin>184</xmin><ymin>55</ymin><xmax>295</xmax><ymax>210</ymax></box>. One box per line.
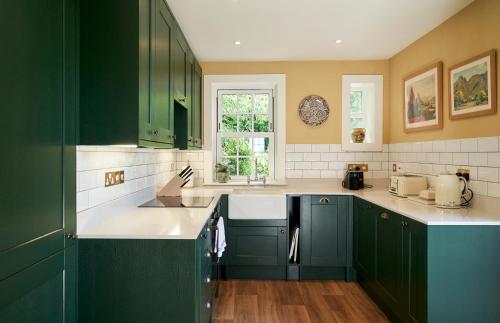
<box><xmin>319</xmin><ymin>197</ymin><xmax>330</xmax><ymax>204</ymax></box>
<box><xmin>380</xmin><ymin>212</ymin><xmax>389</xmax><ymax>220</ymax></box>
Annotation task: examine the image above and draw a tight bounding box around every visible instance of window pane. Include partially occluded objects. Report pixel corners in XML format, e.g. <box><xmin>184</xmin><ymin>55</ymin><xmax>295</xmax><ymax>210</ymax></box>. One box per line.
<box><xmin>222</xmin><ymin>138</ymin><xmax>238</xmax><ymax>156</ymax></box>
<box><xmin>253</xmin><ymin>137</ymin><xmax>269</xmax><ymax>153</ymax></box>
<box><xmin>224</xmin><ymin>158</ymin><xmax>237</xmax><ymax>176</ymax></box>
<box><xmin>222</xmin><ymin>94</ymin><xmax>238</xmax><ymax>114</ymax></box>
<box><xmin>238</xmin><ymin>115</ymin><xmax>252</xmax><ymax>132</ymax></box>
<box><xmin>222</xmin><ymin>114</ymin><xmax>237</xmax><ymax>132</ymax></box>
<box><xmin>255</xmin><ymin>94</ymin><xmax>269</xmax><ymax>114</ymax></box>
<box><xmin>350</xmin><ymin>91</ymin><xmax>363</xmax><ymax>113</ymax></box>
<box><xmin>350</xmin><ymin>117</ymin><xmax>364</xmax><ymax>129</ymax></box>
<box><xmin>238</xmin><ymin>95</ymin><xmax>253</xmax><ymax>113</ymax></box>
<box><xmin>254</xmin><ymin>115</ymin><xmax>269</xmax><ymax>132</ymax></box>
<box><xmin>256</xmin><ymin>157</ymin><xmax>269</xmax><ymax>176</ymax></box>
<box><xmin>238</xmin><ymin>138</ymin><xmax>252</xmax><ymax>156</ymax></box>
<box><xmin>238</xmin><ymin>158</ymin><xmax>252</xmax><ymax>176</ymax></box>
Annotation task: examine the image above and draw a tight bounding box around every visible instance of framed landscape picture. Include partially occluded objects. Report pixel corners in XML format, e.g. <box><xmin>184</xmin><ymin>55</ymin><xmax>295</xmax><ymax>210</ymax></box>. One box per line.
<box><xmin>403</xmin><ymin>62</ymin><xmax>443</xmax><ymax>132</ymax></box>
<box><xmin>449</xmin><ymin>50</ymin><xmax>497</xmax><ymax>119</ymax></box>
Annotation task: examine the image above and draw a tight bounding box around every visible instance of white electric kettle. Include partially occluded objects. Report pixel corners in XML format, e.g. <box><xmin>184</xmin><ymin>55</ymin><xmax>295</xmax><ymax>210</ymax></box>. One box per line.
<box><xmin>435</xmin><ymin>173</ymin><xmax>468</xmax><ymax>209</ymax></box>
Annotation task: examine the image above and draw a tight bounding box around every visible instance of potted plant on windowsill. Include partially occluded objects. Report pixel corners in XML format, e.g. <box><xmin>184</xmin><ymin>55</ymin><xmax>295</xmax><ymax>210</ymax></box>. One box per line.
<box><xmin>215</xmin><ymin>162</ymin><xmax>232</xmax><ymax>183</ymax></box>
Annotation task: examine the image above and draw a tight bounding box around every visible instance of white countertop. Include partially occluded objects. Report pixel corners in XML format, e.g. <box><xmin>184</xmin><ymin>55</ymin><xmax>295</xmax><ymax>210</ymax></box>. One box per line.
<box><xmin>77</xmin><ymin>179</ymin><xmax>500</xmax><ymax>240</ymax></box>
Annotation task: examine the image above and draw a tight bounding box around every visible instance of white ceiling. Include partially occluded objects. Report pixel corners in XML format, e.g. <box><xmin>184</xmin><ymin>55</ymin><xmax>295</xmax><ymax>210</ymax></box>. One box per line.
<box><xmin>166</xmin><ymin>0</ymin><xmax>474</xmax><ymax>61</ymax></box>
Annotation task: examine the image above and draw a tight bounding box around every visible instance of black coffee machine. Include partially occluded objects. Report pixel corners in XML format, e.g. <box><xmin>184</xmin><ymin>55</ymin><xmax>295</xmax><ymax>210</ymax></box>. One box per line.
<box><xmin>342</xmin><ymin>168</ymin><xmax>364</xmax><ymax>190</ymax></box>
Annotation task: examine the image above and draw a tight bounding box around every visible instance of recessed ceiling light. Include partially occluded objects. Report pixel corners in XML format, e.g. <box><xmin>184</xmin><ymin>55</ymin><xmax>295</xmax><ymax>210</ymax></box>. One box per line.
<box><xmin>234</xmin><ymin>41</ymin><xmax>241</xmax><ymax>46</ymax></box>
<box><xmin>335</xmin><ymin>39</ymin><xmax>342</xmax><ymax>44</ymax></box>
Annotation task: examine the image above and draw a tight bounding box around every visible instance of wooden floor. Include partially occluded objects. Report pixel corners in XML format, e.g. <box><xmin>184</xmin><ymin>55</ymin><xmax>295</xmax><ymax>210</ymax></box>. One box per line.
<box><xmin>212</xmin><ymin>280</ymin><xmax>389</xmax><ymax>323</ymax></box>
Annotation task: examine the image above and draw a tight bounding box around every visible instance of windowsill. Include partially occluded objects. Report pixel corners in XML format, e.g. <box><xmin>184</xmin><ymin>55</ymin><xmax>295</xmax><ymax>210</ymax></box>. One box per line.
<box><xmin>203</xmin><ymin>180</ymin><xmax>288</xmax><ymax>187</ymax></box>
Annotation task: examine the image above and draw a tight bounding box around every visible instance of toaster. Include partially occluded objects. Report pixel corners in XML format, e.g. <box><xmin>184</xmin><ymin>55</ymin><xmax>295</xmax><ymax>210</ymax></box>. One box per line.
<box><xmin>389</xmin><ymin>175</ymin><xmax>427</xmax><ymax>197</ymax></box>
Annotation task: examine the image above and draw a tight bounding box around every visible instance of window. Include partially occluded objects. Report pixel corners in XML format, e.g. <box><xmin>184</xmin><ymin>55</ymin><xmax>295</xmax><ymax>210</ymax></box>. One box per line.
<box><xmin>217</xmin><ymin>89</ymin><xmax>274</xmax><ymax>180</ymax></box>
<box><xmin>342</xmin><ymin>75</ymin><xmax>383</xmax><ymax>151</ymax></box>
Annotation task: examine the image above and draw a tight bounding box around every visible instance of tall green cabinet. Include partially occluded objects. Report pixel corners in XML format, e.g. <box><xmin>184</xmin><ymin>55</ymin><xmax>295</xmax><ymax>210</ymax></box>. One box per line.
<box><xmin>0</xmin><ymin>0</ymin><xmax>78</xmax><ymax>321</ymax></box>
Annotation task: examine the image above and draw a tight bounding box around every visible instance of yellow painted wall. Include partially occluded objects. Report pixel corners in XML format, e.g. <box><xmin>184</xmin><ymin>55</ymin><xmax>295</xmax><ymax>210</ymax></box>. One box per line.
<box><xmin>388</xmin><ymin>0</ymin><xmax>500</xmax><ymax>143</ymax></box>
<box><xmin>201</xmin><ymin>61</ymin><xmax>390</xmax><ymax>144</ymax></box>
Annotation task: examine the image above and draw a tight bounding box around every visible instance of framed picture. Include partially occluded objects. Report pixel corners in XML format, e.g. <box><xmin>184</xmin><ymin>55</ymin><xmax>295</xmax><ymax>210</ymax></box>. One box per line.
<box><xmin>403</xmin><ymin>62</ymin><xmax>443</xmax><ymax>132</ymax></box>
<box><xmin>449</xmin><ymin>50</ymin><xmax>497</xmax><ymax>119</ymax></box>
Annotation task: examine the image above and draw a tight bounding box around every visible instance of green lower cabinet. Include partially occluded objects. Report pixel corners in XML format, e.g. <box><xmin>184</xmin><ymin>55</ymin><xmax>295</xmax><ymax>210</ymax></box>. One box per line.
<box><xmin>300</xmin><ymin>195</ymin><xmax>351</xmax><ymax>280</ymax></box>
<box><xmin>375</xmin><ymin>209</ymin><xmax>403</xmax><ymax>316</ymax></box>
<box><xmin>0</xmin><ymin>251</ymin><xmax>65</xmax><ymax>323</ymax></box>
<box><xmin>402</xmin><ymin>217</ymin><xmax>427</xmax><ymax>323</ymax></box>
<box><xmin>353</xmin><ymin>198</ymin><xmax>377</xmax><ymax>282</ymax></box>
<box><xmin>79</xmin><ymin>221</ymin><xmax>213</xmax><ymax>323</ymax></box>
<box><xmin>225</xmin><ymin>225</ymin><xmax>287</xmax><ymax>279</ymax></box>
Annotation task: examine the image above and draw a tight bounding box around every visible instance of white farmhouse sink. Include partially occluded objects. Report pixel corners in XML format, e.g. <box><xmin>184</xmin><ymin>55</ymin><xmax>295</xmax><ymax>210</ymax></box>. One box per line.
<box><xmin>228</xmin><ymin>194</ymin><xmax>287</xmax><ymax>219</ymax></box>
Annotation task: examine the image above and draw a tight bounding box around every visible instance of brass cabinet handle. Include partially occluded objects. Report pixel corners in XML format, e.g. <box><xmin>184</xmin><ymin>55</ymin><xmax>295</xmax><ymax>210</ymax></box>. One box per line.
<box><xmin>319</xmin><ymin>197</ymin><xmax>330</xmax><ymax>204</ymax></box>
<box><xmin>380</xmin><ymin>212</ymin><xmax>389</xmax><ymax>220</ymax></box>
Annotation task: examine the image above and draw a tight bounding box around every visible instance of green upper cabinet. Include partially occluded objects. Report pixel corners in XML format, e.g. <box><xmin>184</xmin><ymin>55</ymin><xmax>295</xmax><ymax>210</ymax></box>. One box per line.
<box><xmin>190</xmin><ymin>61</ymin><xmax>203</xmax><ymax>149</ymax></box>
<box><xmin>301</xmin><ymin>196</ymin><xmax>348</xmax><ymax>267</ymax></box>
<box><xmin>149</xmin><ymin>0</ymin><xmax>175</xmax><ymax>144</ymax></box>
<box><xmin>172</xmin><ymin>28</ymin><xmax>189</xmax><ymax>106</ymax></box>
<box><xmin>80</xmin><ymin>0</ymin><xmax>201</xmax><ymax>148</ymax></box>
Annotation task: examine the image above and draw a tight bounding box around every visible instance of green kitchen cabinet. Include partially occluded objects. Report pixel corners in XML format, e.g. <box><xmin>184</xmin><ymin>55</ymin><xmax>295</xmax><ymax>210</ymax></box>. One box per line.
<box><xmin>80</xmin><ymin>0</ymin><xmax>175</xmax><ymax>147</ymax></box>
<box><xmin>375</xmin><ymin>209</ymin><xmax>403</xmax><ymax>317</ymax></box>
<box><xmin>79</xmin><ymin>219</ymin><xmax>214</xmax><ymax>323</ymax></box>
<box><xmin>300</xmin><ymin>195</ymin><xmax>351</xmax><ymax>279</ymax></box>
<box><xmin>172</xmin><ymin>28</ymin><xmax>190</xmax><ymax>106</ymax></box>
<box><xmin>353</xmin><ymin>198</ymin><xmax>377</xmax><ymax>282</ymax></box>
<box><xmin>225</xmin><ymin>225</ymin><xmax>288</xmax><ymax>279</ymax></box>
<box><xmin>402</xmin><ymin>217</ymin><xmax>427</xmax><ymax>323</ymax></box>
<box><xmin>0</xmin><ymin>0</ymin><xmax>77</xmax><ymax>321</ymax></box>
<box><xmin>188</xmin><ymin>61</ymin><xmax>203</xmax><ymax>149</ymax></box>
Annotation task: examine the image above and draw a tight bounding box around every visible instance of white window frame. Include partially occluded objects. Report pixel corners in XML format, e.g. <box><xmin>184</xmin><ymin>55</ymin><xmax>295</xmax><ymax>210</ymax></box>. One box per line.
<box><xmin>203</xmin><ymin>74</ymin><xmax>286</xmax><ymax>184</ymax></box>
<box><xmin>216</xmin><ymin>89</ymin><xmax>275</xmax><ymax>180</ymax></box>
<box><xmin>342</xmin><ymin>75</ymin><xmax>383</xmax><ymax>152</ymax></box>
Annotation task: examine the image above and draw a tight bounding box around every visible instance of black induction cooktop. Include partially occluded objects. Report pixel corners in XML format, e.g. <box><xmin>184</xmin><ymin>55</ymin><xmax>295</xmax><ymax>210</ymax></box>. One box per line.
<box><xmin>139</xmin><ymin>196</ymin><xmax>214</xmax><ymax>208</ymax></box>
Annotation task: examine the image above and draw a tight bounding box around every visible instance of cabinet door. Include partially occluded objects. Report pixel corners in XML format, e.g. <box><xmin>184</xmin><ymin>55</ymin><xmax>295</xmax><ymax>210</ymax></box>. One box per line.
<box><xmin>0</xmin><ymin>0</ymin><xmax>66</xmax><ymax>280</ymax></box>
<box><xmin>353</xmin><ymin>199</ymin><xmax>376</xmax><ymax>279</ymax></box>
<box><xmin>192</xmin><ymin>62</ymin><xmax>203</xmax><ymax>148</ymax></box>
<box><xmin>172</xmin><ymin>28</ymin><xmax>188</xmax><ymax>105</ymax></box>
<box><xmin>402</xmin><ymin>217</ymin><xmax>427</xmax><ymax>323</ymax></box>
<box><xmin>226</xmin><ymin>226</ymin><xmax>287</xmax><ymax>266</ymax></box>
<box><xmin>375</xmin><ymin>209</ymin><xmax>403</xmax><ymax>313</ymax></box>
<box><xmin>301</xmin><ymin>196</ymin><xmax>347</xmax><ymax>267</ymax></box>
<box><xmin>150</xmin><ymin>0</ymin><xmax>175</xmax><ymax>144</ymax></box>
<box><xmin>0</xmin><ymin>251</ymin><xmax>64</xmax><ymax>323</ymax></box>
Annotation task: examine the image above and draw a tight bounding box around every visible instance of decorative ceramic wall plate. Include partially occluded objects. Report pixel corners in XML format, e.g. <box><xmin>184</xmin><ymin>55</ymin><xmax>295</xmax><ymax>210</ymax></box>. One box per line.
<box><xmin>298</xmin><ymin>95</ymin><xmax>330</xmax><ymax>126</ymax></box>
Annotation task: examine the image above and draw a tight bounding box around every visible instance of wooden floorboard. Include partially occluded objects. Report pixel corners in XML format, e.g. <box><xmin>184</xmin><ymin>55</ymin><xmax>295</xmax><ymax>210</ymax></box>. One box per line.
<box><xmin>213</xmin><ymin>280</ymin><xmax>390</xmax><ymax>323</ymax></box>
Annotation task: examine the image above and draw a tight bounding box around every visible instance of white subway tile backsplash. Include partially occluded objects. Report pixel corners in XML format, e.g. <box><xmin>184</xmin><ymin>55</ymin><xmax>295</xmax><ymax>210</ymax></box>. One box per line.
<box><xmin>286</xmin><ymin>170</ymin><xmax>303</xmax><ymax>178</ymax></box>
<box><xmin>421</xmin><ymin>141</ymin><xmax>434</xmax><ymax>152</ymax></box>
<box><xmin>487</xmin><ymin>153</ymin><xmax>500</xmax><ymax>167</ymax></box>
<box><xmin>320</xmin><ymin>170</ymin><xmax>338</xmax><ymax>178</ymax></box>
<box><xmin>373</xmin><ymin>153</ymin><xmax>388</xmax><ymax>161</ymax></box>
<box><xmin>477</xmin><ymin>137</ymin><xmax>499</xmax><ymax>152</ymax></box>
<box><xmin>321</xmin><ymin>153</ymin><xmax>338</xmax><ymax>161</ymax></box>
<box><xmin>286</xmin><ymin>162</ymin><xmax>295</xmax><ymax>170</ymax></box>
<box><xmin>460</xmin><ymin>138</ymin><xmax>478</xmax><ymax>152</ymax></box>
<box><xmin>311</xmin><ymin>162</ymin><xmax>329</xmax><ymax>170</ymax></box>
<box><xmin>478</xmin><ymin>167</ymin><xmax>499</xmax><ymax>182</ymax></box>
<box><xmin>426</xmin><ymin>153</ymin><xmax>440</xmax><ymax>164</ymax></box>
<box><xmin>469</xmin><ymin>153</ymin><xmax>488</xmax><ymax>167</ymax></box>
<box><xmin>294</xmin><ymin>144</ymin><xmax>311</xmax><ymax>152</ymax></box>
<box><xmin>295</xmin><ymin>161</ymin><xmax>312</xmax><ymax>170</ymax></box>
<box><xmin>355</xmin><ymin>152</ymin><xmax>372</xmax><ymax>161</ymax></box>
<box><xmin>439</xmin><ymin>153</ymin><xmax>453</xmax><ymax>165</ymax></box>
<box><xmin>452</xmin><ymin>153</ymin><xmax>468</xmax><ymax>165</ymax></box>
<box><xmin>329</xmin><ymin>144</ymin><xmax>342</xmax><ymax>152</ymax></box>
<box><xmin>329</xmin><ymin>162</ymin><xmax>347</xmax><ymax>170</ymax></box>
<box><xmin>286</xmin><ymin>153</ymin><xmax>304</xmax><ymax>162</ymax></box>
<box><xmin>311</xmin><ymin>144</ymin><xmax>329</xmax><ymax>152</ymax></box>
<box><xmin>487</xmin><ymin>182</ymin><xmax>500</xmax><ymax>198</ymax></box>
<box><xmin>286</xmin><ymin>144</ymin><xmax>295</xmax><ymax>153</ymax></box>
<box><xmin>304</xmin><ymin>153</ymin><xmax>321</xmax><ymax>161</ymax></box>
<box><xmin>338</xmin><ymin>152</ymin><xmax>355</xmax><ymax>161</ymax></box>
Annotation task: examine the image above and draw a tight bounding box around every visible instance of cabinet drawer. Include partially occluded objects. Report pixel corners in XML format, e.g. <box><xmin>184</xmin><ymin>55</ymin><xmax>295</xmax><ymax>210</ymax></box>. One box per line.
<box><xmin>310</xmin><ymin>195</ymin><xmax>338</xmax><ymax>205</ymax></box>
